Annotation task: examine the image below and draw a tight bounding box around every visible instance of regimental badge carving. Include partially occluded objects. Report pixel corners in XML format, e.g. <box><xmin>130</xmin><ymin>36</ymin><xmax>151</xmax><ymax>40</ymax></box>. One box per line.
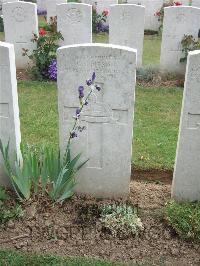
<box><xmin>66</xmin><ymin>8</ymin><xmax>82</xmax><ymax>24</ymax></box>
<box><xmin>12</xmin><ymin>7</ymin><xmax>26</xmax><ymax>22</ymax></box>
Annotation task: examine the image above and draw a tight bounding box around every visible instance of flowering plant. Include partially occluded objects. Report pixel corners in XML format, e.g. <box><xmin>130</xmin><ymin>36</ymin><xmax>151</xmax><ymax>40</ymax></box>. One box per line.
<box><xmin>23</xmin><ymin>17</ymin><xmax>63</xmax><ymax>81</ymax></box>
<box><xmin>0</xmin><ymin>72</ymin><xmax>101</xmax><ymax>202</ymax></box>
<box><xmin>92</xmin><ymin>5</ymin><xmax>109</xmax><ymax>33</ymax></box>
<box><xmin>37</xmin><ymin>7</ymin><xmax>47</xmax><ymax>16</ymax></box>
<box><xmin>154</xmin><ymin>1</ymin><xmax>182</xmax><ymax>32</ymax></box>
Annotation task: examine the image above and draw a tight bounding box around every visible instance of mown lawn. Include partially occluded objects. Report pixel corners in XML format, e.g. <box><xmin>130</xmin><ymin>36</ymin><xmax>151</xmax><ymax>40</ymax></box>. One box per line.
<box><xmin>18</xmin><ymin>81</ymin><xmax>183</xmax><ymax>170</ymax></box>
<box><xmin>0</xmin><ymin>250</ymin><xmax>123</xmax><ymax>266</ymax></box>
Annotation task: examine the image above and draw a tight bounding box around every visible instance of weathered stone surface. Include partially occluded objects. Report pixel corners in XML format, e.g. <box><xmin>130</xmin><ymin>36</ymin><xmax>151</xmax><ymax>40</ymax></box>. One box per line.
<box><xmin>160</xmin><ymin>6</ymin><xmax>200</xmax><ymax>74</ymax></box>
<box><xmin>57</xmin><ymin>3</ymin><xmax>92</xmax><ymax>46</ymax></box>
<box><xmin>127</xmin><ymin>0</ymin><xmax>163</xmax><ymax>31</ymax></box>
<box><xmin>192</xmin><ymin>0</ymin><xmax>200</xmax><ymax>7</ymax></box>
<box><xmin>0</xmin><ymin>0</ymin><xmax>19</xmax><ymax>16</ymax></box>
<box><xmin>57</xmin><ymin>44</ymin><xmax>136</xmax><ymax>198</ymax></box>
<box><xmin>172</xmin><ymin>50</ymin><xmax>200</xmax><ymax>202</ymax></box>
<box><xmin>3</xmin><ymin>1</ymin><xmax>38</xmax><ymax>69</ymax></box>
<box><xmin>46</xmin><ymin>0</ymin><xmax>66</xmax><ymax>22</ymax></box>
<box><xmin>109</xmin><ymin>4</ymin><xmax>145</xmax><ymax>66</ymax></box>
<box><xmin>0</xmin><ymin>42</ymin><xmax>21</xmax><ymax>187</ymax></box>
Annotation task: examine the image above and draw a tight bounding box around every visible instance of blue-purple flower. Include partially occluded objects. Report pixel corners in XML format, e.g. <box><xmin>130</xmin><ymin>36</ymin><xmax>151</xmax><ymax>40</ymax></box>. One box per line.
<box><xmin>70</xmin><ymin>131</ymin><xmax>78</xmax><ymax>138</ymax></box>
<box><xmin>76</xmin><ymin>108</ymin><xmax>81</xmax><ymax>118</ymax></box>
<box><xmin>48</xmin><ymin>59</ymin><xmax>57</xmax><ymax>81</ymax></box>
<box><xmin>78</xmin><ymin>86</ymin><xmax>84</xmax><ymax>98</ymax></box>
<box><xmin>37</xmin><ymin>8</ymin><xmax>47</xmax><ymax>16</ymax></box>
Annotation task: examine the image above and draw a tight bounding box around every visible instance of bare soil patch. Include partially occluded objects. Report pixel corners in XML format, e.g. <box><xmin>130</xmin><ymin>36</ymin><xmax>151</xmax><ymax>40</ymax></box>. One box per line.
<box><xmin>0</xmin><ymin>177</ymin><xmax>199</xmax><ymax>266</ymax></box>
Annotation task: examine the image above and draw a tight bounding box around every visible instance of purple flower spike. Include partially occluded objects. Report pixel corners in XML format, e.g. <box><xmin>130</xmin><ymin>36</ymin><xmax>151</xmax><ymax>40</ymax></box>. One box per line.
<box><xmin>86</xmin><ymin>79</ymin><xmax>92</xmax><ymax>86</ymax></box>
<box><xmin>92</xmin><ymin>72</ymin><xmax>96</xmax><ymax>82</ymax></box>
<box><xmin>95</xmin><ymin>85</ymin><xmax>101</xmax><ymax>91</ymax></box>
<box><xmin>70</xmin><ymin>131</ymin><xmax>78</xmax><ymax>138</ymax></box>
<box><xmin>76</xmin><ymin>108</ymin><xmax>81</xmax><ymax>117</ymax></box>
<box><xmin>78</xmin><ymin>86</ymin><xmax>84</xmax><ymax>98</ymax></box>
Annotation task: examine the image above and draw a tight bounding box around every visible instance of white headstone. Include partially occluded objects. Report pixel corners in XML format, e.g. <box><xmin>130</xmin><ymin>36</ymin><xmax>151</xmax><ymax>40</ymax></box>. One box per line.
<box><xmin>109</xmin><ymin>4</ymin><xmax>145</xmax><ymax>66</ymax></box>
<box><xmin>127</xmin><ymin>0</ymin><xmax>163</xmax><ymax>31</ymax></box>
<box><xmin>81</xmin><ymin>0</ymin><xmax>118</xmax><ymax>13</ymax></box>
<box><xmin>0</xmin><ymin>0</ymin><xmax>19</xmax><ymax>16</ymax></box>
<box><xmin>57</xmin><ymin>3</ymin><xmax>92</xmax><ymax>46</ymax></box>
<box><xmin>0</xmin><ymin>42</ymin><xmax>21</xmax><ymax>187</ymax></box>
<box><xmin>3</xmin><ymin>1</ymin><xmax>38</xmax><ymax>69</ymax></box>
<box><xmin>46</xmin><ymin>0</ymin><xmax>66</xmax><ymax>22</ymax></box>
<box><xmin>160</xmin><ymin>6</ymin><xmax>200</xmax><ymax>74</ymax></box>
<box><xmin>57</xmin><ymin>43</ymin><xmax>136</xmax><ymax>198</ymax></box>
<box><xmin>172</xmin><ymin>50</ymin><xmax>200</xmax><ymax>202</ymax></box>
<box><xmin>192</xmin><ymin>0</ymin><xmax>200</xmax><ymax>7</ymax></box>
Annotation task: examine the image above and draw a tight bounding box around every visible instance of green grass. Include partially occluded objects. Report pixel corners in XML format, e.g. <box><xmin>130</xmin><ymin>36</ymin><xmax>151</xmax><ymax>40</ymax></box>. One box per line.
<box><xmin>0</xmin><ymin>250</ymin><xmax>123</xmax><ymax>266</ymax></box>
<box><xmin>143</xmin><ymin>35</ymin><xmax>161</xmax><ymax>65</ymax></box>
<box><xmin>166</xmin><ymin>200</ymin><xmax>200</xmax><ymax>241</ymax></box>
<box><xmin>18</xmin><ymin>81</ymin><xmax>183</xmax><ymax>170</ymax></box>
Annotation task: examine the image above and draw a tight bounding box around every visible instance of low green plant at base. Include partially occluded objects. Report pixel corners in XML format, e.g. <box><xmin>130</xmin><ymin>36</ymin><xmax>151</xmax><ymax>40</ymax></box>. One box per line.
<box><xmin>0</xmin><ymin>205</ymin><xmax>24</xmax><ymax>224</ymax></box>
<box><xmin>166</xmin><ymin>200</ymin><xmax>200</xmax><ymax>241</ymax></box>
<box><xmin>100</xmin><ymin>204</ymin><xmax>143</xmax><ymax>238</ymax></box>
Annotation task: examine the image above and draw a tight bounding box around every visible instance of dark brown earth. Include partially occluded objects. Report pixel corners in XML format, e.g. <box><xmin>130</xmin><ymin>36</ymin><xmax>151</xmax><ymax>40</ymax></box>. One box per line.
<box><xmin>0</xmin><ymin>173</ymin><xmax>199</xmax><ymax>266</ymax></box>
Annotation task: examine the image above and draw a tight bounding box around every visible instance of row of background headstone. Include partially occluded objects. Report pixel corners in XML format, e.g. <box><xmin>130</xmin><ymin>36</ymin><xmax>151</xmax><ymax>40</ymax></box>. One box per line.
<box><xmin>2</xmin><ymin>1</ymin><xmax>200</xmax><ymax>73</ymax></box>
<box><xmin>0</xmin><ymin>40</ymin><xmax>199</xmax><ymax>201</ymax></box>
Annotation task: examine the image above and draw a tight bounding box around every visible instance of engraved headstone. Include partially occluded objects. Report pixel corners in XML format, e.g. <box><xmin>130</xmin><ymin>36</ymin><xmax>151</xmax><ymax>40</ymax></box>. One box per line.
<box><xmin>3</xmin><ymin>1</ymin><xmax>38</xmax><ymax>69</ymax></box>
<box><xmin>109</xmin><ymin>4</ymin><xmax>145</xmax><ymax>66</ymax></box>
<box><xmin>160</xmin><ymin>6</ymin><xmax>200</xmax><ymax>74</ymax></box>
<box><xmin>127</xmin><ymin>0</ymin><xmax>163</xmax><ymax>31</ymax></box>
<box><xmin>0</xmin><ymin>42</ymin><xmax>21</xmax><ymax>187</ymax></box>
<box><xmin>57</xmin><ymin>3</ymin><xmax>92</xmax><ymax>46</ymax></box>
<box><xmin>57</xmin><ymin>44</ymin><xmax>136</xmax><ymax>198</ymax></box>
<box><xmin>172</xmin><ymin>50</ymin><xmax>200</xmax><ymax>202</ymax></box>
<box><xmin>46</xmin><ymin>0</ymin><xmax>66</xmax><ymax>22</ymax></box>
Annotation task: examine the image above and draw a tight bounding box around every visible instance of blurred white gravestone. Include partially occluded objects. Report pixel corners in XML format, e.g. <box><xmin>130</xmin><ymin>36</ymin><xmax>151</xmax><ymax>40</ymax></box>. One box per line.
<box><xmin>192</xmin><ymin>0</ymin><xmax>200</xmax><ymax>7</ymax></box>
<box><xmin>109</xmin><ymin>4</ymin><xmax>145</xmax><ymax>66</ymax></box>
<box><xmin>127</xmin><ymin>0</ymin><xmax>163</xmax><ymax>31</ymax></box>
<box><xmin>172</xmin><ymin>50</ymin><xmax>200</xmax><ymax>202</ymax></box>
<box><xmin>3</xmin><ymin>1</ymin><xmax>38</xmax><ymax>69</ymax></box>
<box><xmin>160</xmin><ymin>6</ymin><xmax>200</xmax><ymax>74</ymax></box>
<box><xmin>81</xmin><ymin>0</ymin><xmax>117</xmax><ymax>13</ymax></box>
<box><xmin>57</xmin><ymin>44</ymin><xmax>136</xmax><ymax>198</ymax></box>
<box><xmin>46</xmin><ymin>0</ymin><xmax>67</xmax><ymax>22</ymax></box>
<box><xmin>57</xmin><ymin>3</ymin><xmax>92</xmax><ymax>46</ymax></box>
<box><xmin>0</xmin><ymin>42</ymin><xmax>21</xmax><ymax>187</ymax></box>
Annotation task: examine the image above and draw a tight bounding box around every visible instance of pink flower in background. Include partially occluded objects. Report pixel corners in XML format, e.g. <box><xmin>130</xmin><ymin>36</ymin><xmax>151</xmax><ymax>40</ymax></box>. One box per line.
<box><xmin>102</xmin><ymin>9</ymin><xmax>109</xmax><ymax>17</ymax></box>
<box><xmin>174</xmin><ymin>1</ymin><xmax>182</xmax><ymax>6</ymax></box>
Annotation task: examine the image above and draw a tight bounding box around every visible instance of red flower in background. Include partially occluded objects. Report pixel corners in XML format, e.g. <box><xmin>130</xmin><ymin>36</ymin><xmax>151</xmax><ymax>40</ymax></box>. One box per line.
<box><xmin>39</xmin><ymin>28</ymin><xmax>46</xmax><ymax>36</ymax></box>
<box><xmin>174</xmin><ymin>1</ymin><xmax>182</xmax><ymax>6</ymax></box>
<box><xmin>102</xmin><ymin>9</ymin><xmax>109</xmax><ymax>16</ymax></box>
<box><xmin>154</xmin><ymin>11</ymin><xmax>161</xmax><ymax>17</ymax></box>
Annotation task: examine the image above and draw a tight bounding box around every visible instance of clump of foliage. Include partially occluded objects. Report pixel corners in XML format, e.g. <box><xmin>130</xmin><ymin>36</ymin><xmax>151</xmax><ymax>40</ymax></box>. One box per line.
<box><xmin>100</xmin><ymin>204</ymin><xmax>143</xmax><ymax>238</ymax></box>
<box><xmin>92</xmin><ymin>5</ymin><xmax>109</xmax><ymax>33</ymax></box>
<box><xmin>0</xmin><ymin>186</ymin><xmax>24</xmax><ymax>224</ymax></box>
<box><xmin>154</xmin><ymin>1</ymin><xmax>182</xmax><ymax>32</ymax></box>
<box><xmin>23</xmin><ymin>16</ymin><xmax>63</xmax><ymax>81</ymax></box>
<box><xmin>180</xmin><ymin>34</ymin><xmax>200</xmax><ymax>63</ymax></box>
<box><xmin>0</xmin><ymin>16</ymin><xmax>4</xmax><ymax>32</ymax></box>
<box><xmin>166</xmin><ymin>200</ymin><xmax>200</xmax><ymax>241</ymax></box>
<box><xmin>137</xmin><ymin>66</ymin><xmax>158</xmax><ymax>82</ymax></box>
<box><xmin>0</xmin><ymin>72</ymin><xmax>102</xmax><ymax>203</ymax></box>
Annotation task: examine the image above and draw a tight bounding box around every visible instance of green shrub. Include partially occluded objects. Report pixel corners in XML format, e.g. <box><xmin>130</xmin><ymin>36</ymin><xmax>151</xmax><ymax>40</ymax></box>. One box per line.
<box><xmin>23</xmin><ymin>17</ymin><xmax>63</xmax><ymax>81</ymax></box>
<box><xmin>166</xmin><ymin>200</ymin><xmax>200</xmax><ymax>241</ymax></box>
<box><xmin>100</xmin><ymin>204</ymin><xmax>143</xmax><ymax>238</ymax></box>
<box><xmin>136</xmin><ymin>66</ymin><xmax>158</xmax><ymax>82</ymax></box>
<box><xmin>180</xmin><ymin>34</ymin><xmax>200</xmax><ymax>63</ymax></box>
<box><xmin>0</xmin><ymin>205</ymin><xmax>24</xmax><ymax>224</ymax></box>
